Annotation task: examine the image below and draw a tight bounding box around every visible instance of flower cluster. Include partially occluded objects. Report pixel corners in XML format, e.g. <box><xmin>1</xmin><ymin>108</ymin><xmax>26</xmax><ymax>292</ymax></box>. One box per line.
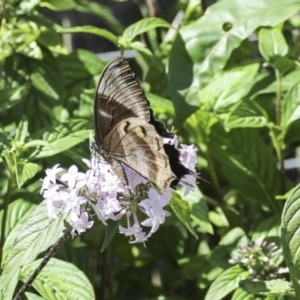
<box><xmin>41</xmin><ymin>139</ymin><xmax>198</xmax><ymax>243</ymax></box>
<box><xmin>229</xmin><ymin>237</ymin><xmax>288</xmax><ymax>280</ymax></box>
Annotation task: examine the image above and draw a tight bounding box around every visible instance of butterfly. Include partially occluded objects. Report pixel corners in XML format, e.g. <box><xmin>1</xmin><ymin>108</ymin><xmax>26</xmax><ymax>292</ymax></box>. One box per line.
<box><xmin>94</xmin><ymin>56</ymin><xmax>196</xmax><ymax>191</ymax></box>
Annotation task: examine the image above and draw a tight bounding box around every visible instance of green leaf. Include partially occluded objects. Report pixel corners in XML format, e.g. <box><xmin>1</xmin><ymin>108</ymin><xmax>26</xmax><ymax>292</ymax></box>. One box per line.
<box><xmin>101</xmin><ymin>219</ymin><xmax>119</xmax><ymax>252</ymax></box>
<box><xmin>29</xmin><ymin>53</ymin><xmax>64</xmax><ymax>100</ymax></box>
<box><xmin>10</xmin><ymin>53</ymin><xmax>64</xmax><ymax>131</ymax></box>
<box><xmin>57</xmin><ymin>50</ymin><xmax>106</xmax><ymax>104</ymax></box>
<box><xmin>170</xmin><ymin>192</ymin><xmax>198</xmax><ymax>239</ymax></box>
<box><xmin>209</xmin><ymin>207</ymin><xmax>229</xmax><ymax>228</ymax></box>
<box><xmin>209</xmin><ymin>127</ymin><xmax>281</xmax><ymax>212</ymax></box>
<box><xmin>182</xmin><ymin>186</ymin><xmax>213</xmax><ymax>234</ymax></box>
<box><xmin>281</xmin><ymin>83</ymin><xmax>300</xmax><ymax>128</ymax></box>
<box><xmin>180</xmin><ymin>255</ymin><xmax>220</xmax><ymax>281</ymax></box>
<box><xmin>258</xmin><ymin>69</ymin><xmax>300</xmax><ymax>95</ymax></box>
<box><xmin>129</xmin><ymin>41</ymin><xmax>161</xmax><ymax>69</ymax></box>
<box><xmin>24</xmin><ymin>292</ymin><xmax>45</xmax><ymax>300</ymax></box>
<box><xmin>252</xmin><ymin>215</ymin><xmax>281</xmax><ymax>240</ymax></box>
<box><xmin>40</xmin><ymin>0</ymin><xmax>77</xmax><ymax>10</ymax></box>
<box><xmin>0</xmin><ymin>86</ymin><xmax>29</xmax><ymax>110</ymax></box>
<box><xmin>0</xmin><ymin>202</ymin><xmax>66</xmax><ymax>291</ymax></box>
<box><xmin>273</xmin><ymin>57</ymin><xmax>295</xmax><ymax>75</ymax></box>
<box><xmin>225</xmin><ymin>99</ymin><xmax>269</xmax><ymax>129</ymax></box>
<box><xmin>122</xmin><ymin>18</ymin><xmax>170</xmax><ymax>40</ymax></box>
<box><xmin>198</xmin><ymin>63</ymin><xmax>260</xmax><ymax>111</ymax></box>
<box><xmin>146</xmin><ymin>93</ymin><xmax>175</xmax><ymax>116</ymax></box>
<box><xmin>0</xmin><ymin>129</ymin><xmax>10</xmax><ymax>154</ymax></box>
<box><xmin>16</xmin><ymin>161</ymin><xmax>39</xmax><ymax>188</ymax></box>
<box><xmin>30</xmin><ymin>119</ymin><xmax>90</xmax><ymax>159</ymax></box>
<box><xmin>14</xmin><ymin>116</ymin><xmax>28</xmax><ymax>144</ymax></box>
<box><xmin>284</xmin><ymin>119</ymin><xmax>300</xmax><ymax>146</ymax></box>
<box><xmin>57</xmin><ymin>26</ymin><xmax>118</xmax><ymax>44</ymax></box>
<box><xmin>204</xmin><ymin>265</ymin><xmax>248</xmax><ymax>300</ymax></box>
<box><xmin>1</xmin><ymin>199</ymin><xmax>37</xmax><ymax>263</ymax></box>
<box><xmin>231</xmin><ymin>287</ymin><xmax>257</xmax><ymax>300</ymax></box>
<box><xmin>258</xmin><ymin>27</ymin><xmax>289</xmax><ymax>61</ymax></box>
<box><xmin>239</xmin><ymin>279</ymin><xmax>295</xmax><ymax>297</ymax></box>
<box><xmin>169</xmin><ymin>0</ymin><xmax>300</xmax><ymax>124</ymax></box>
<box><xmin>0</xmin><ymin>273</ymin><xmax>18</xmax><ymax>300</ymax></box>
<box><xmin>20</xmin><ymin>258</ymin><xmax>95</xmax><ymax>299</ymax></box>
<box><xmin>76</xmin><ymin>2</ymin><xmax>123</xmax><ymax>34</ymax></box>
<box><xmin>2</xmin><ymin>150</ymin><xmax>17</xmax><ymax>176</ymax></box>
<box><xmin>30</xmin><ymin>71</ymin><xmax>60</xmax><ymax>100</ymax></box>
<box><xmin>282</xmin><ymin>183</ymin><xmax>300</xmax><ymax>298</ymax></box>
<box><xmin>209</xmin><ymin>228</ymin><xmax>247</xmax><ymax>269</ymax></box>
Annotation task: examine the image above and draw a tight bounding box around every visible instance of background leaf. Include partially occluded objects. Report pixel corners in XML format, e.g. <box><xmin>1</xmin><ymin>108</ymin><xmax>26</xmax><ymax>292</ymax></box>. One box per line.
<box><xmin>20</xmin><ymin>258</ymin><xmax>95</xmax><ymax>300</ymax></box>
<box><xmin>282</xmin><ymin>183</ymin><xmax>300</xmax><ymax>298</ymax></box>
<box><xmin>0</xmin><ymin>202</ymin><xmax>66</xmax><ymax>290</ymax></box>
<box><xmin>169</xmin><ymin>0</ymin><xmax>300</xmax><ymax>124</ymax></box>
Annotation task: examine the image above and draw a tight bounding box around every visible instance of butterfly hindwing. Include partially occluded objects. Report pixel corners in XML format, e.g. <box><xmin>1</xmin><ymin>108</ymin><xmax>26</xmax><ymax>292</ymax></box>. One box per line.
<box><xmin>102</xmin><ymin>118</ymin><xmax>176</xmax><ymax>191</ymax></box>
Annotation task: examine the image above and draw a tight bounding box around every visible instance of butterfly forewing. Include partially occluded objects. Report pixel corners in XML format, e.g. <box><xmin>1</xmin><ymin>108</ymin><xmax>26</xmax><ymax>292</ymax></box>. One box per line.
<box><xmin>95</xmin><ymin>57</ymin><xmax>150</xmax><ymax>144</ymax></box>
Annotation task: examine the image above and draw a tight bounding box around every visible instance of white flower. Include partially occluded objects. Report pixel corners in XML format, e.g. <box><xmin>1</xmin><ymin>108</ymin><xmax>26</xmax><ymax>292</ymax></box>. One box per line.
<box><xmin>69</xmin><ymin>212</ymin><xmax>94</xmax><ymax>237</ymax></box>
<box><xmin>92</xmin><ymin>196</ymin><xmax>123</xmax><ymax>225</ymax></box>
<box><xmin>180</xmin><ymin>174</ymin><xmax>197</xmax><ymax>196</ymax></box>
<box><xmin>123</xmin><ymin>165</ymin><xmax>147</xmax><ymax>191</ymax></box>
<box><xmin>139</xmin><ymin>188</ymin><xmax>172</xmax><ymax>211</ymax></box>
<box><xmin>40</xmin><ymin>164</ymin><xmax>63</xmax><ymax>193</ymax></box>
<box><xmin>60</xmin><ymin>189</ymin><xmax>87</xmax><ymax>215</ymax></box>
<box><xmin>163</xmin><ymin>135</ymin><xmax>178</xmax><ymax>147</ymax></box>
<box><xmin>43</xmin><ymin>184</ymin><xmax>63</xmax><ymax>219</ymax></box>
<box><xmin>179</xmin><ymin>144</ymin><xmax>198</xmax><ymax>171</ymax></box>
<box><xmin>119</xmin><ymin>212</ymin><xmax>148</xmax><ymax>244</ymax></box>
<box><xmin>139</xmin><ymin>188</ymin><xmax>172</xmax><ymax>235</ymax></box>
<box><xmin>60</xmin><ymin>165</ymin><xmax>86</xmax><ymax>190</ymax></box>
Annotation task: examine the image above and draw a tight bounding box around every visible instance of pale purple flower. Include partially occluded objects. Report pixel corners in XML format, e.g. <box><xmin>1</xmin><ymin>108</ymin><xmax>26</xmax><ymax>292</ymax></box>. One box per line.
<box><xmin>100</xmin><ymin>171</ymin><xmax>124</xmax><ymax>194</ymax></box>
<box><xmin>163</xmin><ymin>135</ymin><xmax>179</xmax><ymax>147</ymax></box>
<box><xmin>60</xmin><ymin>189</ymin><xmax>87</xmax><ymax>215</ymax></box>
<box><xmin>43</xmin><ymin>184</ymin><xmax>63</xmax><ymax>219</ymax></box>
<box><xmin>123</xmin><ymin>165</ymin><xmax>147</xmax><ymax>191</ymax></box>
<box><xmin>130</xmin><ymin>230</ymin><xmax>148</xmax><ymax>244</ymax></box>
<box><xmin>119</xmin><ymin>222</ymin><xmax>142</xmax><ymax>237</ymax></box>
<box><xmin>139</xmin><ymin>188</ymin><xmax>172</xmax><ymax>235</ymax></box>
<box><xmin>119</xmin><ymin>212</ymin><xmax>148</xmax><ymax>244</ymax></box>
<box><xmin>69</xmin><ymin>212</ymin><xmax>94</xmax><ymax>237</ymax></box>
<box><xmin>180</xmin><ymin>174</ymin><xmax>197</xmax><ymax>196</ymax></box>
<box><xmin>60</xmin><ymin>165</ymin><xmax>86</xmax><ymax>190</ymax></box>
<box><xmin>179</xmin><ymin>144</ymin><xmax>198</xmax><ymax>171</ymax></box>
<box><xmin>92</xmin><ymin>196</ymin><xmax>123</xmax><ymax>225</ymax></box>
<box><xmin>139</xmin><ymin>188</ymin><xmax>172</xmax><ymax>211</ymax></box>
<box><xmin>142</xmin><ymin>206</ymin><xmax>171</xmax><ymax>235</ymax></box>
<box><xmin>41</xmin><ymin>164</ymin><xmax>63</xmax><ymax>193</ymax></box>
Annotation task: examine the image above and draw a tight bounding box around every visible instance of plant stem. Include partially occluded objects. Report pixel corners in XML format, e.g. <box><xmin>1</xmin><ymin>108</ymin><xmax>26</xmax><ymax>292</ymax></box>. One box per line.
<box><xmin>0</xmin><ymin>176</ymin><xmax>12</xmax><ymax>269</ymax></box>
<box><xmin>206</xmin><ymin>151</ymin><xmax>222</xmax><ymax>197</ymax></box>
<box><xmin>275</xmin><ymin>68</ymin><xmax>286</xmax><ymax>194</ymax></box>
<box><xmin>13</xmin><ymin>229</ymin><xmax>71</xmax><ymax>300</ymax></box>
<box><xmin>275</xmin><ymin>69</ymin><xmax>282</xmax><ymax>126</ymax></box>
<box><xmin>0</xmin><ymin>0</ymin><xmax>6</xmax><ymax>31</ymax></box>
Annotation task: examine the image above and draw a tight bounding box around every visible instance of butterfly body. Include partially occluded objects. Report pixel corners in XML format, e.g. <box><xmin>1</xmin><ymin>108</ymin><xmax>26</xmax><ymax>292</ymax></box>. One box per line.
<box><xmin>94</xmin><ymin>57</ymin><xmax>195</xmax><ymax>191</ymax></box>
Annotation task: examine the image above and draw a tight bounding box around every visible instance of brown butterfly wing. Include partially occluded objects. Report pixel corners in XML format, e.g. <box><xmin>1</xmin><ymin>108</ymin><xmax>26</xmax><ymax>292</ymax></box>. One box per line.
<box><xmin>94</xmin><ymin>56</ymin><xmax>196</xmax><ymax>190</ymax></box>
<box><xmin>95</xmin><ymin>56</ymin><xmax>151</xmax><ymax>145</ymax></box>
<box><xmin>102</xmin><ymin>118</ymin><xmax>176</xmax><ymax>191</ymax></box>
